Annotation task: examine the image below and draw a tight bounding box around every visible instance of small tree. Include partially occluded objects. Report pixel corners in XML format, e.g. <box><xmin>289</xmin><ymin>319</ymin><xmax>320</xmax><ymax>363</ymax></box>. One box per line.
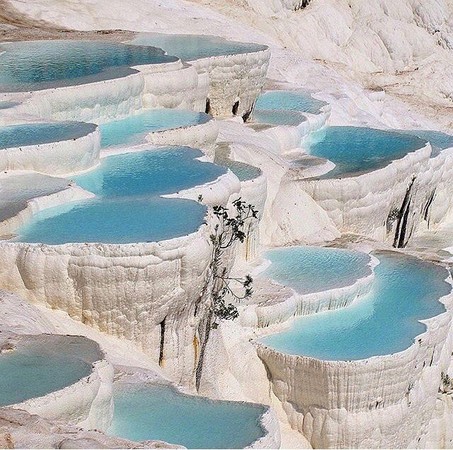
<box><xmin>195</xmin><ymin>198</ymin><xmax>258</xmax><ymax>390</ymax></box>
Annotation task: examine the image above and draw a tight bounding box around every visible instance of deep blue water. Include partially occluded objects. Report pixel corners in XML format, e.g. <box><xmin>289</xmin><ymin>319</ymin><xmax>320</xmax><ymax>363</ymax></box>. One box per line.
<box><xmin>109</xmin><ymin>383</ymin><xmax>266</xmax><ymax>449</ymax></box>
<box><xmin>0</xmin><ymin>122</ymin><xmax>96</xmax><ymax>149</ymax></box>
<box><xmin>261</xmin><ymin>252</ymin><xmax>449</xmax><ymax>360</ymax></box>
<box><xmin>100</xmin><ymin>109</ymin><xmax>210</xmax><ymax>148</ymax></box>
<box><xmin>130</xmin><ymin>33</ymin><xmax>267</xmax><ymax>61</ymax></box>
<box><xmin>0</xmin><ymin>40</ymin><xmax>177</xmax><ymax>92</ymax></box>
<box><xmin>308</xmin><ymin>126</ymin><xmax>427</xmax><ymax>177</ymax></box>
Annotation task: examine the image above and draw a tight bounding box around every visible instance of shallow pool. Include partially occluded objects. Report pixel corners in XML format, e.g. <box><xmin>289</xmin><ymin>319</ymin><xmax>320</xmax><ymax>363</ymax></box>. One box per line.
<box><xmin>74</xmin><ymin>147</ymin><xmax>225</xmax><ymax>197</ymax></box>
<box><xmin>17</xmin><ymin>197</ymin><xmax>207</xmax><ymax>244</ymax></box>
<box><xmin>0</xmin><ymin>101</ymin><xmax>18</xmax><ymax>109</ymax></box>
<box><xmin>262</xmin><ymin>246</ymin><xmax>371</xmax><ymax>294</ymax></box>
<box><xmin>100</xmin><ymin>109</ymin><xmax>210</xmax><ymax>147</ymax></box>
<box><xmin>17</xmin><ymin>147</ymin><xmax>225</xmax><ymax>244</ymax></box>
<box><xmin>307</xmin><ymin>126</ymin><xmax>427</xmax><ymax>177</ymax></box>
<box><xmin>109</xmin><ymin>383</ymin><xmax>266</xmax><ymax>448</ymax></box>
<box><xmin>214</xmin><ymin>146</ymin><xmax>261</xmax><ymax>181</ymax></box>
<box><xmin>130</xmin><ymin>33</ymin><xmax>267</xmax><ymax>61</ymax></box>
<box><xmin>254</xmin><ymin>90</ymin><xmax>327</xmax><ymax>116</ymax></box>
<box><xmin>0</xmin><ymin>40</ymin><xmax>177</xmax><ymax>92</ymax></box>
<box><xmin>260</xmin><ymin>252</ymin><xmax>449</xmax><ymax>360</ymax></box>
<box><xmin>0</xmin><ymin>335</ymin><xmax>101</xmax><ymax>406</ymax></box>
<box><xmin>252</xmin><ymin>109</ymin><xmax>307</xmax><ymax>126</ymax></box>
<box><xmin>0</xmin><ymin>122</ymin><xmax>96</xmax><ymax>149</ymax></box>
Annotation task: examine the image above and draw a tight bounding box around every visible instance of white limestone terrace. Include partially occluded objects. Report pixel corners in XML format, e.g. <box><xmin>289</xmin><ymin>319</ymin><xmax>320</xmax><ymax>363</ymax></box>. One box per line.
<box><xmin>0</xmin><ymin>34</ymin><xmax>270</xmax><ymax>123</ymax></box>
<box><xmin>0</xmin><ymin>39</ymin><xmax>207</xmax><ymax>123</ymax></box>
<box><xmin>0</xmin><ymin>120</ymin><xmax>100</xmax><ymax>175</ymax></box>
<box><xmin>0</xmin><ymin>289</ymin><xmax>284</xmax><ymax>449</ymax></box>
<box><xmin>128</xmin><ymin>33</ymin><xmax>270</xmax><ymax>118</ymax></box>
<box><xmin>3</xmin><ymin>0</ymin><xmax>453</xmax><ymax>448</ymax></box>
<box><xmin>0</xmin><ymin>332</ymin><xmax>114</xmax><ymax>431</ymax></box>
<box><xmin>240</xmin><ymin>246</ymin><xmax>376</xmax><ymax>328</ymax></box>
<box><xmin>299</xmin><ymin>128</ymin><xmax>453</xmax><ymax>246</ymax></box>
<box><xmin>0</xmin><ymin>145</ymin><xmax>244</xmax><ymax>386</ymax></box>
<box><xmin>254</xmin><ymin>251</ymin><xmax>453</xmax><ymax>448</ymax></box>
<box><xmin>0</xmin><ymin>289</ymin><xmax>186</xmax><ymax>448</ymax></box>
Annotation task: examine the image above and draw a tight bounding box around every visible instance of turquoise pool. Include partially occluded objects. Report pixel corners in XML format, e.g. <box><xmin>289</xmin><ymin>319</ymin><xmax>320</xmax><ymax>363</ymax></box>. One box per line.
<box><xmin>74</xmin><ymin>147</ymin><xmax>225</xmax><ymax>197</ymax></box>
<box><xmin>130</xmin><ymin>33</ymin><xmax>267</xmax><ymax>61</ymax></box>
<box><xmin>0</xmin><ymin>335</ymin><xmax>101</xmax><ymax>406</ymax></box>
<box><xmin>0</xmin><ymin>40</ymin><xmax>177</xmax><ymax>92</ymax></box>
<box><xmin>17</xmin><ymin>147</ymin><xmax>225</xmax><ymax>244</ymax></box>
<box><xmin>0</xmin><ymin>122</ymin><xmax>96</xmax><ymax>149</ymax></box>
<box><xmin>0</xmin><ymin>101</ymin><xmax>18</xmax><ymax>109</ymax></box>
<box><xmin>262</xmin><ymin>246</ymin><xmax>371</xmax><ymax>294</ymax></box>
<box><xmin>307</xmin><ymin>126</ymin><xmax>427</xmax><ymax>177</ymax></box>
<box><xmin>100</xmin><ymin>109</ymin><xmax>210</xmax><ymax>148</ymax></box>
<box><xmin>260</xmin><ymin>252</ymin><xmax>449</xmax><ymax>360</ymax></box>
<box><xmin>399</xmin><ymin>130</ymin><xmax>453</xmax><ymax>155</ymax></box>
<box><xmin>17</xmin><ymin>197</ymin><xmax>207</xmax><ymax>244</ymax></box>
<box><xmin>109</xmin><ymin>383</ymin><xmax>266</xmax><ymax>448</ymax></box>
<box><xmin>254</xmin><ymin>90</ymin><xmax>327</xmax><ymax>116</ymax></box>
<box><xmin>252</xmin><ymin>109</ymin><xmax>307</xmax><ymax>126</ymax></box>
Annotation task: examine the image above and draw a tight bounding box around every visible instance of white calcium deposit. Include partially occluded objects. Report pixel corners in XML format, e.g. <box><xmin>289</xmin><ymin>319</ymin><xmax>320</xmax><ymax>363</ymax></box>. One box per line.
<box><xmin>144</xmin><ymin>116</ymin><xmax>219</xmax><ymax>157</ymax></box>
<box><xmin>0</xmin><ymin>123</ymin><xmax>100</xmax><ymax>176</ymax></box>
<box><xmin>188</xmin><ymin>48</ymin><xmax>271</xmax><ymax>117</ymax></box>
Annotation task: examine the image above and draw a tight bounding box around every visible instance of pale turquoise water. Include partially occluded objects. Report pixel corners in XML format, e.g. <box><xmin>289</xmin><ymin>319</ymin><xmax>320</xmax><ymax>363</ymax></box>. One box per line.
<box><xmin>100</xmin><ymin>109</ymin><xmax>210</xmax><ymax>147</ymax></box>
<box><xmin>109</xmin><ymin>383</ymin><xmax>266</xmax><ymax>448</ymax></box>
<box><xmin>74</xmin><ymin>147</ymin><xmax>226</xmax><ymax>197</ymax></box>
<box><xmin>261</xmin><ymin>252</ymin><xmax>449</xmax><ymax>360</ymax></box>
<box><xmin>0</xmin><ymin>40</ymin><xmax>177</xmax><ymax>92</ymax></box>
<box><xmin>398</xmin><ymin>130</ymin><xmax>453</xmax><ymax>156</ymax></box>
<box><xmin>17</xmin><ymin>147</ymin><xmax>225</xmax><ymax>244</ymax></box>
<box><xmin>0</xmin><ymin>101</ymin><xmax>17</xmax><ymax>109</ymax></box>
<box><xmin>0</xmin><ymin>122</ymin><xmax>96</xmax><ymax>149</ymax></box>
<box><xmin>254</xmin><ymin>90</ymin><xmax>327</xmax><ymax>116</ymax></box>
<box><xmin>252</xmin><ymin>109</ymin><xmax>307</xmax><ymax>126</ymax></box>
<box><xmin>17</xmin><ymin>197</ymin><xmax>206</xmax><ymax>244</ymax></box>
<box><xmin>262</xmin><ymin>246</ymin><xmax>371</xmax><ymax>294</ymax></box>
<box><xmin>308</xmin><ymin>126</ymin><xmax>427</xmax><ymax>177</ymax></box>
<box><xmin>0</xmin><ymin>335</ymin><xmax>101</xmax><ymax>406</ymax></box>
<box><xmin>130</xmin><ymin>33</ymin><xmax>267</xmax><ymax>61</ymax></box>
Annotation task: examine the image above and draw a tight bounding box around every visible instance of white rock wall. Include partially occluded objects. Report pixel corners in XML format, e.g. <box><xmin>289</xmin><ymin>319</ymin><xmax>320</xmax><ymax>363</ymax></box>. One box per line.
<box><xmin>190</xmin><ymin>48</ymin><xmax>271</xmax><ymax>117</ymax></box>
<box><xmin>0</xmin><ymin>230</ymin><xmax>211</xmax><ymax>386</ymax></box>
<box><xmin>299</xmin><ymin>143</ymin><xmax>453</xmax><ymax>244</ymax></box>
<box><xmin>4</xmin><ymin>72</ymin><xmax>145</xmax><ymax>124</ymax></box>
<box><xmin>145</xmin><ymin>118</ymin><xmax>219</xmax><ymax>158</ymax></box>
<box><xmin>139</xmin><ymin>61</ymin><xmax>208</xmax><ymax>112</ymax></box>
<box><xmin>0</xmin><ymin>125</ymin><xmax>100</xmax><ymax>176</ymax></box>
